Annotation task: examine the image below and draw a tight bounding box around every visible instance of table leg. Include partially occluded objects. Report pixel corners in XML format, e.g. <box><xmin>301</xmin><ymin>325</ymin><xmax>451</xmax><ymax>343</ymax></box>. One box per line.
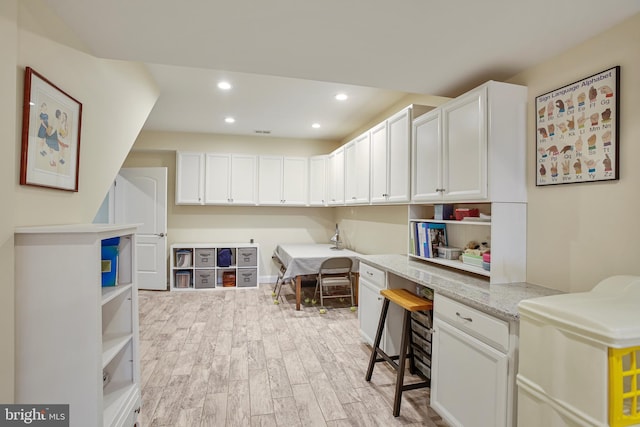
<box><xmin>296</xmin><ymin>275</ymin><xmax>302</xmax><ymax>311</ymax></box>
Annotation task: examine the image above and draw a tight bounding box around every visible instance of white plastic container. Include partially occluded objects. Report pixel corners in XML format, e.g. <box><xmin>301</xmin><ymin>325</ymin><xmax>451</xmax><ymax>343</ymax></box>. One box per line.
<box><xmin>516</xmin><ymin>275</ymin><xmax>640</xmax><ymax>427</ymax></box>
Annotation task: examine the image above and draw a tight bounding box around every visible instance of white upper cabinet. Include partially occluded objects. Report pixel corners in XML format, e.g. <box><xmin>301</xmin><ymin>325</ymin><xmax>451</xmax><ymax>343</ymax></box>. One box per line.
<box><xmin>309</xmin><ymin>155</ymin><xmax>327</xmax><ymax>206</ymax></box>
<box><xmin>411</xmin><ymin>81</ymin><xmax>527</xmax><ymax>203</ymax></box>
<box><xmin>370</xmin><ymin>121</ymin><xmax>388</xmax><ymax>203</ymax></box>
<box><xmin>258</xmin><ymin>156</ymin><xmax>308</xmax><ymax>205</ymax></box>
<box><xmin>371</xmin><ymin>105</ymin><xmax>429</xmax><ymax>204</ymax></box>
<box><xmin>344</xmin><ymin>132</ymin><xmax>371</xmax><ymax>204</ymax></box>
<box><xmin>441</xmin><ymin>86</ymin><xmax>488</xmax><ymax>201</ymax></box>
<box><xmin>327</xmin><ymin>147</ymin><xmax>345</xmax><ymax>205</ymax></box>
<box><xmin>202</xmin><ymin>153</ymin><xmax>257</xmax><ymax>205</ymax></box>
<box><xmin>176</xmin><ymin>152</ymin><xmax>205</xmax><ymax>204</ymax></box>
<box><xmin>412</xmin><ymin>109</ymin><xmax>442</xmax><ymax>201</ymax></box>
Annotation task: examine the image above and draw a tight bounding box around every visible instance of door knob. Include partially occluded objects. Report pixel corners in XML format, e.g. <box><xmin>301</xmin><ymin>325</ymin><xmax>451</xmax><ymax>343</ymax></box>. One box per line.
<box><xmin>156</xmin><ymin>233</ymin><xmax>165</xmax><ymax>237</ymax></box>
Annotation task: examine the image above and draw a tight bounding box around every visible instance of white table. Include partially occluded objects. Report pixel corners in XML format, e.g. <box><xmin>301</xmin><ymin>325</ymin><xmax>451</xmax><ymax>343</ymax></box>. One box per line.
<box><xmin>274</xmin><ymin>243</ymin><xmax>361</xmax><ymax>310</ymax></box>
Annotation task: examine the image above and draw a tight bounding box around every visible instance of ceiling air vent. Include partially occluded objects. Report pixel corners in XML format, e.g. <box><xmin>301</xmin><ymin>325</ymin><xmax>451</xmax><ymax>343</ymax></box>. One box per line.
<box><xmin>254</xmin><ymin>130</ymin><xmax>271</xmax><ymax>135</ymax></box>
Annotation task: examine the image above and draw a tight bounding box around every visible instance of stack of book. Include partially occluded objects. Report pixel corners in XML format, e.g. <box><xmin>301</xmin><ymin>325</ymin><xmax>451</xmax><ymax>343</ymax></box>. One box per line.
<box><xmin>410</xmin><ymin>222</ymin><xmax>448</xmax><ymax>258</ymax></box>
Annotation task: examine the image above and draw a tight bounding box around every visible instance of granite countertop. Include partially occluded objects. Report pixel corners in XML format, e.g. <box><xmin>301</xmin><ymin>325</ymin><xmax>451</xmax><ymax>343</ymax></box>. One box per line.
<box><xmin>357</xmin><ymin>254</ymin><xmax>563</xmax><ymax>321</ymax></box>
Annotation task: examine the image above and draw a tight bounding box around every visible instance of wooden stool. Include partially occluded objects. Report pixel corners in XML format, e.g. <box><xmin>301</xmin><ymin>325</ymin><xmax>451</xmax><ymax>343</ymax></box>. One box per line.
<box><xmin>365</xmin><ymin>288</ymin><xmax>433</xmax><ymax>417</ymax></box>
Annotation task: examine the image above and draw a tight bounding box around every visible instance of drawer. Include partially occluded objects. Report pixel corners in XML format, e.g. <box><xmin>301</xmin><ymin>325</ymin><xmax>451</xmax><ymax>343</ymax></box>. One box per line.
<box><xmin>237</xmin><ymin>247</ymin><xmax>257</xmax><ymax>267</ymax></box>
<box><xmin>194</xmin><ymin>270</ymin><xmax>215</xmax><ymax>288</ymax></box>
<box><xmin>237</xmin><ymin>268</ymin><xmax>257</xmax><ymax>287</ymax></box>
<box><xmin>434</xmin><ymin>293</ymin><xmax>509</xmax><ymax>353</ymax></box>
<box><xmin>359</xmin><ymin>262</ymin><xmax>385</xmax><ymax>289</ymax></box>
<box><xmin>194</xmin><ymin>248</ymin><xmax>216</xmax><ymax>267</ymax></box>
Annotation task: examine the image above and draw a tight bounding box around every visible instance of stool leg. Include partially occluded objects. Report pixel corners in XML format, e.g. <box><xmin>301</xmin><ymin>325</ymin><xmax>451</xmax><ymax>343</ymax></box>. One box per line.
<box><xmin>365</xmin><ymin>298</ymin><xmax>389</xmax><ymax>381</ymax></box>
<box><xmin>393</xmin><ymin>309</ymin><xmax>412</xmax><ymax>417</ymax></box>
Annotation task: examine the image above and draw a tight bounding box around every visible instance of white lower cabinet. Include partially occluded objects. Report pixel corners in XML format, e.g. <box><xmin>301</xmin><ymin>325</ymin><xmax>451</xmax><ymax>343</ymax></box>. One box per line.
<box><xmin>358</xmin><ymin>279</ymin><xmax>384</xmax><ymax>346</ymax></box>
<box><xmin>431</xmin><ymin>293</ymin><xmax>512</xmax><ymax>427</ymax></box>
<box><xmin>15</xmin><ymin>224</ymin><xmax>141</xmax><ymax>427</ymax></box>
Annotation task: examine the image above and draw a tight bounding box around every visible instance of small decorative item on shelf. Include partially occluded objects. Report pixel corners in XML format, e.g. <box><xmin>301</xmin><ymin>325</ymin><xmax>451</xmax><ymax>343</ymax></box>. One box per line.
<box><xmin>175</xmin><ymin>271</ymin><xmax>191</xmax><ymax>288</ymax></box>
<box><xmin>437</xmin><ymin>246</ymin><xmax>463</xmax><ymax>260</ymax></box>
<box><xmin>101</xmin><ymin>237</ymin><xmax>120</xmax><ymax>287</ymax></box>
<box><xmin>222</xmin><ymin>271</ymin><xmax>236</xmax><ymax>287</ymax></box>
<box><xmin>454</xmin><ymin>208</ymin><xmax>480</xmax><ymax>221</ymax></box>
<box><xmin>461</xmin><ymin>240</ymin><xmax>490</xmax><ymax>268</ymax></box>
<box><xmin>434</xmin><ymin>204</ymin><xmax>454</xmax><ymax>220</ymax></box>
<box><xmin>176</xmin><ymin>249</ymin><xmax>192</xmax><ymax>267</ymax></box>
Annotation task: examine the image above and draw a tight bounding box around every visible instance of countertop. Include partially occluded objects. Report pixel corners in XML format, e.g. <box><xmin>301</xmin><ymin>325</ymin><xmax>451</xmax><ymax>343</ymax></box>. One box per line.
<box><xmin>357</xmin><ymin>254</ymin><xmax>563</xmax><ymax>321</ymax></box>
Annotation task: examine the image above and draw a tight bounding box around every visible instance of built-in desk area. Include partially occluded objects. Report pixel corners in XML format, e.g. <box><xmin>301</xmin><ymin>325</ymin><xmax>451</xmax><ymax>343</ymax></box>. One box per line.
<box><xmin>357</xmin><ymin>254</ymin><xmax>561</xmax><ymax>427</ymax></box>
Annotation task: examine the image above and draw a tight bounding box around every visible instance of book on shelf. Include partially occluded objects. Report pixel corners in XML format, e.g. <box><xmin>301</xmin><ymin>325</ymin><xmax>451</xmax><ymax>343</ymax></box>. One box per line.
<box><xmin>411</xmin><ymin>222</ymin><xmax>447</xmax><ymax>258</ymax></box>
<box><xmin>427</xmin><ymin>223</ymin><xmax>447</xmax><ymax>258</ymax></box>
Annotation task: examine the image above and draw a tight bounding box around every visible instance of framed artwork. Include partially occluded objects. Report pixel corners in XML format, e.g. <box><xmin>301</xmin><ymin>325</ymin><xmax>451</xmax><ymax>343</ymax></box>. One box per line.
<box><xmin>20</xmin><ymin>67</ymin><xmax>82</xmax><ymax>192</ymax></box>
<box><xmin>535</xmin><ymin>66</ymin><xmax>619</xmax><ymax>186</ymax></box>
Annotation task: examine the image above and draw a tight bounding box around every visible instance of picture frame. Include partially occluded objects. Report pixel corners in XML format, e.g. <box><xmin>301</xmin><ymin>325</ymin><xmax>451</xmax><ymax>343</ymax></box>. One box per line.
<box><xmin>535</xmin><ymin>66</ymin><xmax>619</xmax><ymax>186</ymax></box>
<box><xmin>20</xmin><ymin>67</ymin><xmax>82</xmax><ymax>192</ymax></box>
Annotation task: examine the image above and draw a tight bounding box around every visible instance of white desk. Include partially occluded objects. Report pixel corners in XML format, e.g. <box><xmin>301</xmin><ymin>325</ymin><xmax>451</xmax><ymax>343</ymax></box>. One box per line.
<box><xmin>274</xmin><ymin>243</ymin><xmax>361</xmax><ymax>310</ymax></box>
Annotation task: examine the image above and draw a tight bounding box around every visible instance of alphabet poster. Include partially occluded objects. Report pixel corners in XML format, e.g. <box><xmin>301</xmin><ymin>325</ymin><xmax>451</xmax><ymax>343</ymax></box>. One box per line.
<box><xmin>535</xmin><ymin>66</ymin><xmax>619</xmax><ymax>186</ymax></box>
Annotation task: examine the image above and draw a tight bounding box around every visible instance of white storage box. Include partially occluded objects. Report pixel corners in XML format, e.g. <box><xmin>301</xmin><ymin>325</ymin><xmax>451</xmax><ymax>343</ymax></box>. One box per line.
<box><xmin>517</xmin><ymin>275</ymin><xmax>640</xmax><ymax>427</ymax></box>
<box><xmin>437</xmin><ymin>246</ymin><xmax>462</xmax><ymax>260</ymax></box>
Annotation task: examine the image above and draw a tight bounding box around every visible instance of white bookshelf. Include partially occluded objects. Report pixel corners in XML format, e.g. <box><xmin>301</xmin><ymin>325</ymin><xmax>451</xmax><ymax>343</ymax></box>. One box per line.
<box><xmin>14</xmin><ymin>224</ymin><xmax>141</xmax><ymax>427</ymax></box>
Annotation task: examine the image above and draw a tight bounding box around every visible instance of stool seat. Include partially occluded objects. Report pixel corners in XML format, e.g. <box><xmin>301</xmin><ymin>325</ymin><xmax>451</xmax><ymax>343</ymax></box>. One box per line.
<box><xmin>365</xmin><ymin>288</ymin><xmax>433</xmax><ymax>417</ymax></box>
<box><xmin>380</xmin><ymin>289</ymin><xmax>433</xmax><ymax>312</ymax></box>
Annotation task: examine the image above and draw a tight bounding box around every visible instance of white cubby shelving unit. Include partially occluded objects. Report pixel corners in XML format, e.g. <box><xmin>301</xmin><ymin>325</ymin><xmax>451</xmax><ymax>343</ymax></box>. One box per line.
<box><xmin>14</xmin><ymin>224</ymin><xmax>141</xmax><ymax>427</ymax></box>
<box><xmin>170</xmin><ymin>243</ymin><xmax>259</xmax><ymax>290</ymax></box>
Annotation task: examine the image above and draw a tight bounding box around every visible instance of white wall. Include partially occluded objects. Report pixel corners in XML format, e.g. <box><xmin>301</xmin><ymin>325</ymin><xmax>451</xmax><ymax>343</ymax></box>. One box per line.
<box><xmin>0</xmin><ymin>0</ymin><xmax>159</xmax><ymax>401</ymax></box>
<box><xmin>126</xmin><ymin>131</ymin><xmax>341</xmax><ymax>280</ymax></box>
<box><xmin>508</xmin><ymin>13</ymin><xmax>640</xmax><ymax>292</ymax></box>
<box><xmin>0</xmin><ymin>0</ymin><xmax>18</xmax><ymax>404</ymax></box>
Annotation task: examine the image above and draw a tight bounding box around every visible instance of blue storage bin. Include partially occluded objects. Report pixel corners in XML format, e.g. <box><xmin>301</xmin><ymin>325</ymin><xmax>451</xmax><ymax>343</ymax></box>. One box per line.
<box><xmin>101</xmin><ymin>237</ymin><xmax>120</xmax><ymax>287</ymax></box>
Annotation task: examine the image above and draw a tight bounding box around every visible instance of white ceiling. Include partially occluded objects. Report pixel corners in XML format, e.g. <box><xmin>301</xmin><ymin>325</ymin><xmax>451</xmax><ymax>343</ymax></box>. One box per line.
<box><xmin>41</xmin><ymin>0</ymin><xmax>640</xmax><ymax>141</ymax></box>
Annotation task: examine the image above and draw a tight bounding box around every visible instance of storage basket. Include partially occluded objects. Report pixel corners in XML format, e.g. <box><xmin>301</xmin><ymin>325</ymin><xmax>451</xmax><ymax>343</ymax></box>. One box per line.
<box><xmin>609</xmin><ymin>345</ymin><xmax>640</xmax><ymax>427</ymax></box>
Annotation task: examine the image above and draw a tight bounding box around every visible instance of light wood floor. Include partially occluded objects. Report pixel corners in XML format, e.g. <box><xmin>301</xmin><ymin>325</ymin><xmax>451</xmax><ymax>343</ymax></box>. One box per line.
<box><xmin>138</xmin><ymin>283</ymin><xmax>449</xmax><ymax>426</ymax></box>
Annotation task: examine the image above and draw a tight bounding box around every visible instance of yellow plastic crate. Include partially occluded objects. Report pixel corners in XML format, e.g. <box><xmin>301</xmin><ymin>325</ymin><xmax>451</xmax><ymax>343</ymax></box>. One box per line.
<box><xmin>609</xmin><ymin>345</ymin><xmax>640</xmax><ymax>427</ymax></box>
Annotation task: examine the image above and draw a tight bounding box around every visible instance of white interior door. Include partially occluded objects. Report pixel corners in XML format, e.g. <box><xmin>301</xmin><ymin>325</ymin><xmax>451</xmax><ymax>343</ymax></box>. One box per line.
<box><xmin>115</xmin><ymin>167</ymin><xmax>168</xmax><ymax>290</ymax></box>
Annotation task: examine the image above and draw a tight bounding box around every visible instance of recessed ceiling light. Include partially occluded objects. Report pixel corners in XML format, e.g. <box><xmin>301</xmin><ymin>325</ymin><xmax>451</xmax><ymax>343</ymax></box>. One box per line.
<box><xmin>224</xmin><ymin>117</ymin><xmax>235</xmax><ymax>123</ymax></box>
<box><xmin>335</xmin><ymin>93</ymin><xmax>348</xmax><ymax>101</ymax></box>
<box><xmin>312</xmin><ymin>123</ymin><xmax>321</xmax><ymax>129</ymax></box>
<box><xmin>218</xmin><ymin>81</ymin><xmax>232</xmax><ymax>90</ymax></box>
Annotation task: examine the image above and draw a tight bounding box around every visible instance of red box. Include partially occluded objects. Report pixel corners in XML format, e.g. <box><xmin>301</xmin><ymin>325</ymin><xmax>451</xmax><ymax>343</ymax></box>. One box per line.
<box><xmin>454</xmin><ymin>208</ymin><xmax>480</xmax><ymax>221</ymax></box>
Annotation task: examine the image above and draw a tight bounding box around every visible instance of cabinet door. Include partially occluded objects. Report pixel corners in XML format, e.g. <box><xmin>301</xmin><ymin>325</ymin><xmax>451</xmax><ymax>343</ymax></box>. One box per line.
<box><xmin>230</xmin><ymin>154</ymin><xmax>257</xmax><ymax>205</ymax></box>
<box><xmin>282</xmin><ymin>157</ymin><xmax>308</xmax><ymax>205</ymax></box>
<box><xmin>309</xmin><ymin>155</ymin><xmax>327</xmax><ymax>206</ymax></box>
<box><xmin>176</xmin><ymin>152</ymin><xmax>204</xmax><ymax>204</ymax></box>
<box><xmin>370</xmin><ymin>121</ymin><xmax>388</xmax><ymax>203</ymax></box>
<box><xmin>358</xmin><ymin>279</ymin><xmax>384</xmax><ymax>346</ymax></box>
<box><xmin>204</xmin><ymin>153</ymin><xmax>231</xmax><ymax>204</ymax></box>
<box><xmin>442</xmin><ymin>86</ymin><xmax>488</xmax><ymax>201</ymax></box>
<box><xmin>386</xmin><ymin>108</ymin><xmax>411</xmax><ymax>203</ymax></box>
<box><xmin>328</xmin><ymin>147</ymin><xmax>345</xmax><ymax>205</ymax></box>
<box><xmin>431</xmin><ymin>318</ymin><xmax>508</xmax><ymax>427</ymax></box>
<box><xmin>412</xmin><ymin>110</ymin><xmax>443</xmax><ymax>201</ymax></box>
<box><xmin>344</xmin><ymin>134</ymin><xmax>370</xmax><ymax>204</ymax></box>
<box><xmin>258</xmin><ymin>155</ymin><xmax>284</xmax><ymax>204</ymax></box>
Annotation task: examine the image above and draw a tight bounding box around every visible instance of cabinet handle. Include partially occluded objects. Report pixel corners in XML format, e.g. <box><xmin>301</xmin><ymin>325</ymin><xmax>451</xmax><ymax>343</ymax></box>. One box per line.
<box><xmin>155</xmin><ymin>233</ymin><xmax>165</xmax><ymax>237</ymax></box>
<box><xmin>366</xmin><ymin>271</ymin><xmax>374</xmax><ymax>276</ymax></box>
<box><xmin>456</xmin><ymin>312</ymin><xmax>473</xmax><ymax>322</ymax></box>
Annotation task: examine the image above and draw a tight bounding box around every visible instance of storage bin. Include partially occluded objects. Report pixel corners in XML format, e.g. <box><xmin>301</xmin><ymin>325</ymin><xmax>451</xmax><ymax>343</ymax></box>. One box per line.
<box><xmin>175</xmin><ymin>271</ymin><xmax>191</xmax><ymax>288</ymax></box>
<box><xmin>237</xmin><ymin>247</ymin><xmax>257</xmax><ymax>267</ymax></box>
<box><xmin>101</xmin><ymin>237</ymin><xmax>120</xmax><ymax>287</ymax></box>
<box><xmin>437</xmin><ymin>246</ymin><xmax>462</xmax><ymax>260</ymax></box>
<box><xmin>195</xmin><ymin>248</ymin><xmax>215</xmax><ymax>267</ymax></box>
<box><xmin>237</xmin><ymin>269</ymin><xmax>257</xmax><ymax>287</ymax></box>
<box><xmin>175</xmin><ymin>249</ymin><xmax>192</xmax><ymax>267</ymax></box>
<box><xmin>217</xmin><ymin>248</ymin><xmax>233</xmax><ymax>267</ymax></box>
<box><xmin>194</xmin><ymin>270</ymin><xmax>215</xmax><ymax>288</ymax></box>
<box><xmin>517</xmin><ymin>275</ymin><xmax>640</xmax><ymax>427</ymax></box>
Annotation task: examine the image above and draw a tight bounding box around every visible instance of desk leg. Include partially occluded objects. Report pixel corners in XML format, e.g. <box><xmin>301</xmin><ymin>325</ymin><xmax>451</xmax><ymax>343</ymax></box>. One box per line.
<box><xmin>295</xmin><ymin>275</ymin><xmax>302</xmax><ymax>311</ymax></box>
<box><xmin>353</xmin><ymin>273</ymin><xmax>359</xmax><ymax>306</ymax></box>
